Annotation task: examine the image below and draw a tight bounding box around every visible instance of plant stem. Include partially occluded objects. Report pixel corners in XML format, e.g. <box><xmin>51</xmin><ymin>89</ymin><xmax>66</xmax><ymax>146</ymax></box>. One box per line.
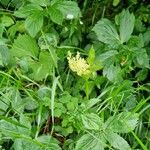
<box><xmin>82</xmin><ymin>0</ymin><xmax>88</xmax><ymax>13</ymax></box>
<box><xmin>85</xmin><ymin>79</ymin><xmax>89</xmax><ymax>100</ymax></box>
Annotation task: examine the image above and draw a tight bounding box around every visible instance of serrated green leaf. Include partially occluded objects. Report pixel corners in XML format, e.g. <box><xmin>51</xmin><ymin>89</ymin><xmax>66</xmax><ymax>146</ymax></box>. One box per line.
<box><xmin>143</xmin><ymin>28</ymin><xmax>150</xmax><ymax>45</ymax></box>
<box><xmin>135</xmin><ymin>48</ymin><xmax>149</xmax><ymax>68</ymax></box>
<box><xmin>81</xmin><ymin>113</ymin><xmax>103</xmax><ymax>130</ymax></box>
<box><xmin>28</xmin><ymin>0</ymin><xmax>50</xmax><ymax>7</ymax></box>
<box><xmin>135</xmin><ymin>68</ymin><xmax>148</xmax><ymax>81</ymax></box>
<box><xmin>0</xmin><ymin>45</ymin><xmax>10</xmax><ymax>66</ymax></box>
<box><xmin>25</xmin><ymin>11</ymin><xmax>43</xmax><ymax>37</ymax></box>
<box><xmin>14</xmin><ymin>4</ymin><xmax>43</xmax><ymax>18</ymax></box>
<box><xmin>105</xmin><ymin>112</ymin><xmax>139</xmax><ymax>133</ymax></box>
<box><xmin>29</xmin><ymin>51</ymin><xmax>56</xmax><ymax>81</ymax></box>
<box><xmin>37</xmin><ymin>135</ymin><xmax>61</xmax><ymax>150</ymax></box>
<box><xmin>0</xmin><ymin>15</ymin><xmax>14</xmax><ymax>27</ymax></box>
<box><xmin>54</xmin><ymin>1</ymin><xmax>81</xmax><ymax>19</ymax></box>
<box><xmin>11</xmin><ymin>34</ymin><xmax>39</xmax><ymax>59</ymax></box>
<box><xmin>103</xmin><ymin>64</ymin><xmax>122</xmax><ymax>82</ymax></box>
<box><xmin>119</xmin><ymin>10</ymin><xmax>135</xmax><ymax>43</ymax></box>
<box><xmin>13</xmin><ymin>138</ymin><xmax>41</xmax><ymax>150</ymax></box>
<box><xmin>48</xmin><ymin>7</ymin><xmax>63</xmax><ymax>25</ymax></box>
<box><xmin>38</xmin><ymin>33</ymin><xmax>58</xmax><ymax>49</ymax></box>
<box><xmin>93</xmin><ymin>19</ymin><xmax>120</xmax><ymax>47</ymax></box>
<box><xmin>0</xmin><ymin>116</ymin><xmax>28</xmax><ymax>129</ymax></box>
<box><xmin>75</xmin><ymin>133</ymin><xmax>105</xmax><ymax>150</ymax></box>
<box><xmin>105</xmin><ymin>130</ymin><xmax>131</xmax><ymax>150</ymax></box>
<box><xmin>97</xmin><ymin>50</ymin><xmax>118</xmax><ymax>63</ymax></box>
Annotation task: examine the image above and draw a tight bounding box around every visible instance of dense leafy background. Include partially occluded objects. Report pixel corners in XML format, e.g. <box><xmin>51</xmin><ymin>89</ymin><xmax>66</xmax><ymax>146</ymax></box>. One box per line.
<box><xmin>0</xmin><ymin>0</ymin><xmax>150</xmax><ymax>149</ymax></box>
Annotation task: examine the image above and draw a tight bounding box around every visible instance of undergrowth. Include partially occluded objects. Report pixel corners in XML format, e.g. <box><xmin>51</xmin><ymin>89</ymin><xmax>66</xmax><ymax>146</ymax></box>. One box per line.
<box><xmin>0</xmin><ymin>0</ymin><xmax>150</xmax><ymax>150</ymax></box>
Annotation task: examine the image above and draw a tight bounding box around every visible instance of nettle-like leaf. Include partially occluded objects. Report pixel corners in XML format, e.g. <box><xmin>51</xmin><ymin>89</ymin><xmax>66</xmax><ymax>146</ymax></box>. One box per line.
<box><xmin>119</xmin><ymin>10</ymin><xmax>135</xmax><ymax>43</ymax></box>
<box><xmin>75</xmin><ymin>132</ymin><xmax>106</xmax><ymax>150</ymax></box>
<box><xmin>14</xmin><ymin>4</ymin><xmax>43</xmax><ymax>37</ymax></box>
<box><xmin>93</xmin><ymin>19</ymin><xmax>120</xmax><ymax>47</ymax></box>
<box><xmin>97</xmin><ymin>50</ymin><xmax>118</xmax><ymax>64</ymax></box>
<box><xmin>103</xmin><ymin>64</ymin><xmax>122</xmax><ymax>82</ymax></box>
<box><xmin>28</xmin><ymin>0</ymin><xmax>50</xmax><ymax>7</ymax></box>
<box><xmin>37</xmin><ymin>135</ymin><xmax>61</xmax><ymax>150</ymax></box>
<box><xmin>0</xmin><ymin>45</ymin><xmax>10</xmax><ymax>66</ymax></box>
<box><xmin>11</xmin><ymin>34</ymin><xmax>39</xmax><ymax>59</ymax></box>
<box><xmin>13</xmin><ymin>135</ymin><xmax>61</xmax><ymax>150</ymax></box>
<box><xmin>135</xmin><ymin>68</ymin><xmax>148</xmax><ymax>81</ymax></box>
<box><xmin>29</xmin><ymin>51</ymin><xmax>57</xmax><ymax>81</ymax></box>
<box><xmin>25</xmin><ymin>11</ymin><xmax>43</xmax><ymax>37</ymax></box>
<box><xmin>38</xmin><ymin>33</ymin><xmax>58</xmax><ymax>49</ymax></box>
<box><xmin>14</xmin><ymin>4</ymin><xmax>43</xmax><ymax>18</ymax></box>
<box><xmin>105</xmin><ymin>112</ymin><xmax>139</xmax><ymax>133</ymax></box>
<box><xmin>81</xmin><ymin>113</ymin><xmax>103</xmax><ymax>130</ymax></box>
<box><xmin>13</xmin><ymin>138</ymin><xmax>40</xmax><ymax>150</ymax></box>
<box><xmin>0</xmin><ymin>15</ymin><xmax>14</xmax><ymax>27</ymax></box>
<box><xmin>0</xmin><ymin>116</ymin><xmax>31</xmax><ymax>138</ymax></box>
<box><xmin>48</xmin><ymin>6</ymin><xmax>63</xmax><ymax>25</ymax></box>
<box><xmin>53</xmin><ymin>1</ymin><xmax>81</xmax><ymax>19</ymax></box>
<box><xmin>104</xmin><ymin>130</ymin><xmax>131</xmax><ymax>150</ymax></box>
<box><xmin>134</xmin><ymin>48</ymin><xmax>149</xmax><ymax>68</ymax></box>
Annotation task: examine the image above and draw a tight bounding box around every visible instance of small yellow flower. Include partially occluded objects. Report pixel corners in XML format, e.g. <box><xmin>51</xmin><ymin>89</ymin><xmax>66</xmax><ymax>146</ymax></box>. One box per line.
<box><xmin>67</xmin><ymin>51</ymin><xmax>90</xmax><ymax>76</ymax></box>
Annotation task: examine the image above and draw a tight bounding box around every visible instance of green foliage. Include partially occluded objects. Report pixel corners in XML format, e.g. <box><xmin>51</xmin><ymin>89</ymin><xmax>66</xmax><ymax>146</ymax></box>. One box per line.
<box><xmin>0</xmin><ymin>0</ymin><xmax>150</xmax><ymax>149</ymax></box>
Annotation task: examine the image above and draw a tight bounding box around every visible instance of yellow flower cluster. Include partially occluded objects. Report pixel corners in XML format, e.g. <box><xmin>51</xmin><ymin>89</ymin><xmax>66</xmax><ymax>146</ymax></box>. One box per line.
<box><xmin>67</xmin><ymin>51</ymin><xmax>90</xmax><ymax>76</ymax></box>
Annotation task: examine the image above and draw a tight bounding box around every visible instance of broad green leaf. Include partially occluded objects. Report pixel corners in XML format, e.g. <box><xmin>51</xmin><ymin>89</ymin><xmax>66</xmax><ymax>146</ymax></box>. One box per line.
<box><xmin>0</xmin><ymin>116</ymin><xmax>28</xmax><ymax>129</ymax></box>
<box><xmin>13</xmin><ymin>138</ymin><xmax>41</xmax><ymax>150</ymax></box>
<box><xmin>24</xmin><ymin>97</ymin><xmax>38</xmax><ymax>110</ymax></box>
<box><xmin>25</xmin><ymin>11</ymin><xmax>43</xmax><ymax>37</ymax></box>
<box><xmin>28</xmin><ymin>0</ymin><xmax>50</xmax><ymax>7</ymax></box>
<box><xmin>11</xmin><ymin>34</ymin><xmax>39</xmax><ymax>59</ymax></box>
<box><xmin>37</xmin><ymin>135</ymin><xmax>61</xmax><ymax>150</ymax></box>
<box><xmin>105</xmin><ymin>130</ymin><xmax>131</xmax><ymax>150</ymax></box>
<box><xmin>105</xmin><ymin>112</ymin><xmax>139</xmax><ymax>133</ymax></box>
<box><xmin>11</xmin><ymin>89</ymin><xmax>25</xmax><ymax>113</ymax></box>
<box><xmin>93</xmin><ymin>19</ymin><xmax>120</xmax><ymax>47</ymax></box>
<box><xmin>48</xmin><ymin>7</ymin><xmax>63</xmax><ymax>25</ymax></box>
<box><xmin>97</xmin><ymin>50</ymin><xmax>118</xmax><ymax>63</ymax></box>
<box><xmin>143</xmin><ymin>28</ymin><xmax>150</xmax><ymax>45</ymax></box>
<box><xmin>0</xmin><ymin>117</ymin><xmax>30</xmax><ymax>138</ymax></box>
<box><xmin>0</xmin><ymin>98</ymin><xmax>9</xmax><ymax>115</ymax></box>
<box><xmin>135</xmin><ymin>49</ymin><xmax>149</xmax><ymax>68</ymax></box>
<box><xmin>14</xmin><ymin>4</ymin><xmax>43</xmax><ymax>18</ymax></box>
<box><xmin>103</xmin><ymin>64</ymin><xmax>122</xmax><ymax>82</ymax></box>
<box><xmin>29</xmin><ymin>51</ymin><xmax>56</xmax><ymax>81</ymax></box>
<box><xmin>54</xmin><ymin>1</ymin><xmax>81</xmax><ymax>19</ymax></box>
<box><xmin>75</xmin><ymin>133</ymin><xmax>105</xmax><ymax>150</ymax></box>
<box><xmin>0</xmin><ymin>45</ymin><xmax>10</xmax><ymax>66</ymax></box>
<box><xmin>127</xmin><ymin>35</ymin><xmax>144</xmax><ymax>48</ymax></box>
<box><xmin>0</xmin><ymin>15</ymin><xmax>14</xmax><ymax>27</ymax></box>
<box><xmin>38</xmin><ymin>33</ymin><xmax>58</xmax><ymax>49</ymax></box>
<box><xmin>135</xmin><ymin>68</ymin><xmax>148</xmax><ymax>81</ymax></box>
<box><xmin>119</xmin><ymin>10</ymin><xmax>135</xmax><ymax>43</ymax></box>
<box><xmin>20</xmin><ymin>114</ymin><xmax>31</xmax><ymax>130</ymax></box>
<box><xmin>8</xmin><ymin>21</ymin><xmax>25</xmax><ymax>39</ymax></box>
<box><xmin>113</xmin><ymin>0</ymin><xmax>120</xmax><ymax>6</ymax></box>
<box><xmin>81</xmin><ymin>113</ymin><xmax>103</xmax><ymax>130</ymax></box>
<box><xmin>0</xmin><ymin>0</ymin><xmax>10</xmax><ymax>6</ymax></box>
<box><xmin>87</xmin><ymin>46</ymin><xmax>95</xmax><ymax>65</ymax></box>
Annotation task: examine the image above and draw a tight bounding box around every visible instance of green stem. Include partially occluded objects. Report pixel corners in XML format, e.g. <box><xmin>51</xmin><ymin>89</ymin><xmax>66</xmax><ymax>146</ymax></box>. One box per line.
<box><xmin>82</xmin><ymin>0</ymin><xmax>88</xmax><ymax>13</ymax></box>
<box><xmin>85</xmin><ymin>79</ymin><xmax>89</xmax><ymax>100</ymax></box>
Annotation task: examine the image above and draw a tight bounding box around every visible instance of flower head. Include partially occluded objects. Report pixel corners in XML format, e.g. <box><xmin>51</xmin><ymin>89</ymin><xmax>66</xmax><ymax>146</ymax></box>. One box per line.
<box><xmin>67</xmin><ymin>51</ymin><xmax>90</xmax><ymax>76</ymax></box>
